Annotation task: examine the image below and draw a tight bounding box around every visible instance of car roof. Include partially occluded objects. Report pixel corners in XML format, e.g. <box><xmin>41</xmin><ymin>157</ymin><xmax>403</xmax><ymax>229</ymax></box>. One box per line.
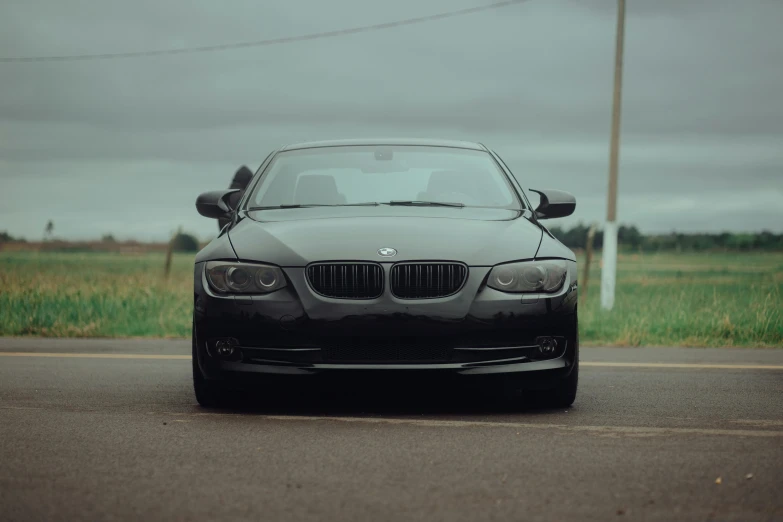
<box><xmin>279</xmin><ymin>138</ymin><xmax>487</xmax><ymax>152</ymax></box>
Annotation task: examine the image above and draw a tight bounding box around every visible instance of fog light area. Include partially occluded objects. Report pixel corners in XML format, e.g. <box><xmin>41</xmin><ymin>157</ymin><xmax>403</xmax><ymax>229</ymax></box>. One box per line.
<box><xmin>208</xmin><ymin>338</ymin><xmax>242</xmax><ymax>361</ymax></box>
<box><xmin>535</xmin><ymin>336</ymin><xmax>560</xmax><ymax>356</ymax></box>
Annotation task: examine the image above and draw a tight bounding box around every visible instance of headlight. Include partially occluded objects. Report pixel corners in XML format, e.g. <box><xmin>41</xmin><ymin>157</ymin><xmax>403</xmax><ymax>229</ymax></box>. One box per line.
<box><xmin>205</xmin><ymin>261</ymin><xmax>287</xmax><ymax>294</ymax></box>
<box><xmin>487</xmin><ymin>260</ymin><xmax>567</xmax><ymax>293</ymax></box>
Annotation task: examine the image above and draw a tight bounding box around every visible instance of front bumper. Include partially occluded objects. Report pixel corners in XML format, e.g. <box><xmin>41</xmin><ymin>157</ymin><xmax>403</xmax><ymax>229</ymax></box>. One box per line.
<box><xmin>193</xmin><ymin>262</ymin><xmax>578</xmax><ymax>378</ymax></box>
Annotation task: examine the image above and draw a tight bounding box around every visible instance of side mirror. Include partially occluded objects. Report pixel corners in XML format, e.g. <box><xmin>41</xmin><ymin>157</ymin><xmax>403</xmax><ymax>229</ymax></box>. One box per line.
<box><xmin>196</xmin><ymin>189</ymin><xmax>241</xmax><ymax>219</ymax></box>
<box><xmin>529</xmin><ymin>188</ymin><xmax>576</xmax><ymax>219</ymax></box>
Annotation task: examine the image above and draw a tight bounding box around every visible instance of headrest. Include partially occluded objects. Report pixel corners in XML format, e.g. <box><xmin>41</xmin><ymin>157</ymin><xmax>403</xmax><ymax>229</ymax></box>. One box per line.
<box><xmin>294</xmin><ymin>175</ymin><xmax>344</xmax><ymax>205</ymax></box>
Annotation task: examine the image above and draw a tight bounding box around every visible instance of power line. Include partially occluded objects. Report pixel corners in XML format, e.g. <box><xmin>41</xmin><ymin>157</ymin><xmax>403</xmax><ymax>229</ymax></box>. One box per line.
<box><xmin>0</xmin><ymin>0</ymin><xmax>529</xmax><ymax>63</ymax></box>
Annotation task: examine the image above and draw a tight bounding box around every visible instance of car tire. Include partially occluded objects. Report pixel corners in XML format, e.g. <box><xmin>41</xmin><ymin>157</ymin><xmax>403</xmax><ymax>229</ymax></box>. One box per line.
<box><xmin>537</xmin><ymin>354</ymin><xmax>578</xmax><ymax>408</ymax></box>
<box><xmin>503</xmin><ymin>320</ymin><xmax>579</xmax><ymax>409</ymax></box>
<box><xmin>536</xmin><ymin>324</ymin><xmax>579</xmax><ymax>408</ymax></box>
<box><xmin>192</xmin><ymin>326</ymin><xmax>232</xmax><ymax>408</ymax></box>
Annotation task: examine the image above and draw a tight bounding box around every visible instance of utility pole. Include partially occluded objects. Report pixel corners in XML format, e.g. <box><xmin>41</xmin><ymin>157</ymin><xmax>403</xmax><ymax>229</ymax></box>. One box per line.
<box><xmin>600</xmin><ymin>0</ymin><xmax>626</xmax><ymax>310</ymax></box>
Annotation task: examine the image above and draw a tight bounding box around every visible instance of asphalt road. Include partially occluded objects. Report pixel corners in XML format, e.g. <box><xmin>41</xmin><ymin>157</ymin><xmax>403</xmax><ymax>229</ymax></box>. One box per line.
<box><xmin>1</xmin><ymin>339</ymin><xmax>781</xmax><ymax>522</ymax></box>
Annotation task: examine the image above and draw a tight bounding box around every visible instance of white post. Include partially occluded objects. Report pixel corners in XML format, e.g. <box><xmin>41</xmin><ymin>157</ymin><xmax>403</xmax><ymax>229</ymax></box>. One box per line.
<box><xmin>601</xmin><ymin>0</ymin><xmax>625</xmax><ymax>311</ymax></box>
<box><xmin>600</xmin><ymin>222</ymin><xmax>618</xmax><ymax>310</ymax></box>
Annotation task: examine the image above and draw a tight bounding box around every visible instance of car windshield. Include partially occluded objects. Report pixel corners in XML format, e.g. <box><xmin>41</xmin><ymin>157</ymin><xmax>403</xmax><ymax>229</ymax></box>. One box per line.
<box><xmin>246</xmin><ymin>145</ymin><xmax>522</xmax><ymax>210</ymax></box>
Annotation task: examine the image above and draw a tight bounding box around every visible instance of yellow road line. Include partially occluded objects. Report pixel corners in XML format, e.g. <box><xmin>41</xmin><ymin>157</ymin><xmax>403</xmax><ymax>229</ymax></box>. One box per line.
<box><xmin>0</xmin><ymin>352</ymin><xmax>782</xmax><ymax>370</ymax></box>
<box><xmin>0</xmin><ymin>352</ymin><xmax>190</xmax><ymax>360</ymax></box>
<box><xmin>581</xmin><ymin>362</ymin><xmax>783</xmax><ymax>370</ymax></box>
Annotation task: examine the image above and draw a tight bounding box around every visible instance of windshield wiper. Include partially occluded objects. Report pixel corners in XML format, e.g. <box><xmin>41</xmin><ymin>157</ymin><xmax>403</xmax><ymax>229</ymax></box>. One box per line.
<box><xmin>384</xmin><ymin>200</ymin><xmax>465</xmax><ymax>208</ymax></box>
<box><xmin>247</xmin><ymin>202</ymin><xmax>380</xmax><ymax>211</ymax></box>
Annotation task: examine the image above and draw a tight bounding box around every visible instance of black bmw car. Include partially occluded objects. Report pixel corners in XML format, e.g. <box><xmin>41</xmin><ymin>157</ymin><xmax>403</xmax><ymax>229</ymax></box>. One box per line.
<box><xmin>193</xmin><ymin>138</ymin><xmax>578</xmax><ymax>407</ymax></box>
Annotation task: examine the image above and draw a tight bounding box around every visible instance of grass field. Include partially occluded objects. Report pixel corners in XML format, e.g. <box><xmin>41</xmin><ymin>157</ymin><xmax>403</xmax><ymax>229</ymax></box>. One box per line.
<box><xmin>0</xmin><ymin>251</ymin><xmax>781</xmax><ymax>347</ymax></box>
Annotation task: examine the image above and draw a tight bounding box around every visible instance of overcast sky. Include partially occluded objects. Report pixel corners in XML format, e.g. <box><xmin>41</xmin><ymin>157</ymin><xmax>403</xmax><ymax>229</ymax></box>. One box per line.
<box><xmin>1</xmin><ymin>0</ymin><xmax>781</xmax><ymax>242</ymax></box>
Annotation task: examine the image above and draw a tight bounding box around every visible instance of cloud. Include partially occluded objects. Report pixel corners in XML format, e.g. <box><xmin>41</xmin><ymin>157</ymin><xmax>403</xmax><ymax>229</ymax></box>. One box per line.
<box><xmin>1</xmin><ymin>0</ymin><xmax>782</xmax><ymax>240</ymax></box>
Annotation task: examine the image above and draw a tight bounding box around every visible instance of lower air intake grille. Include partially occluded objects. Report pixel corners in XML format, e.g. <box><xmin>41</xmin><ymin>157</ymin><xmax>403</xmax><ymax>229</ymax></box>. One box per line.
<box><xmin>306</xmin><ymin>263</ymin><xmax>383</xmax><ymax>299</ymax></box>
<box><xmin>390</xmin><ymin>262</ymin><xmax>468</xmax><ymax>299</ymax></box>
<box><xmin>323</xmin><ymin>337</ymin><xmax>450</xmax><ymax>363</ymax></box>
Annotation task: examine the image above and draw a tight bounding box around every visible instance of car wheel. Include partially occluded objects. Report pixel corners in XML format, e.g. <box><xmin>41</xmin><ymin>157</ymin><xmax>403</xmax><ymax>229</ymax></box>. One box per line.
<box><xmin>192</xmin><ymin>326</ymin><xmax>232</xmax><ymax>408</ymax></box>
<box><xmin>537</xmin><ymin>324</ymin><xmax>579</xmax><ymax>408</ymax></box>
<box><xmin>503</xmin><ymin>324</ymin><xmax>579</xmax><ymax>409</ymax></box>
<box><xmin>536</xmin><ymin>354</ymin><xmax>578</xmax><ymax>408</ymax></box>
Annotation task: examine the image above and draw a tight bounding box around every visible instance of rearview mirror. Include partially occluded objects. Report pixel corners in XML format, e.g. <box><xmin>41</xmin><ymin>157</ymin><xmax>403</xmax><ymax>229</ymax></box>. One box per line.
<box><xmin>529</xmin><ymin>188</ymin><xmax>576</xmax><ymax>219</ymax></box>
<box><xmin>196</xmin><ymin>189</ymin><xmax>241</xmax><ymax>219</ymax></box>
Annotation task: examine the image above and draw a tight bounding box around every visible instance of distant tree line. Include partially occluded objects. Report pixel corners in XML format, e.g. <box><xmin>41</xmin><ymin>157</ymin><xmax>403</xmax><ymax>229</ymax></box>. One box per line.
<box><xmin>0</xmin><ymin>231</ymin><xmax>26</xmax><ymax>243</ymax></box>
<box><xmin>547</xmin><ymin>223</ymin><xmax>783</xmax><ymax>252</ymax></box>
<box><xmin>169</xmin><ymin>232</ymin><xmax>200</xmax><ymax>252</ymax></box>
<box><xmin>1</xmin><ymin>230</ymin><xmax>201</xmax><ymax>253</ymax></box>
<box><xmin>3</xmin><ymin>226</ymin><xmax>781</xmax><ymax>253</ymax></box>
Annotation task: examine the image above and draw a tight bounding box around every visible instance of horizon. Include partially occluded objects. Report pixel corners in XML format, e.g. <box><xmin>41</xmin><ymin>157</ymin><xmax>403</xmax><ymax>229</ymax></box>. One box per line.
<box><xmin>3</xmin><ymin>221</ymin><xmax>781</xmax><ymax>246</ymax></box>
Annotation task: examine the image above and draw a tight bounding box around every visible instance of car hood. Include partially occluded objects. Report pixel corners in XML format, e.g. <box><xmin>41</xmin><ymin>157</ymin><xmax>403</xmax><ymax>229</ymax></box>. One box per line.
<box><xmin>229</xmin><ymin>207</ymin><xmax>543</xmax><ymax>266</ymax></box>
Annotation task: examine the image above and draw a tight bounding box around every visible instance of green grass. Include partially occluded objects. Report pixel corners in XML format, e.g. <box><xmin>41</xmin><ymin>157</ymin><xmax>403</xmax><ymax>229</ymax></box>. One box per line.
<box><xmin>579</xmin><ymin>252</ymin><xmax>782</xmax><ymax>347</ymax></box>
<box><xmin>0</xmin><ymin>251</ymin><xmax>781</xmax><ymax>347</ymax></box>
<box><xmin>0</xmin><ymin>252</ymin><xmax>193</xmax><ymax>338</ymax></box>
